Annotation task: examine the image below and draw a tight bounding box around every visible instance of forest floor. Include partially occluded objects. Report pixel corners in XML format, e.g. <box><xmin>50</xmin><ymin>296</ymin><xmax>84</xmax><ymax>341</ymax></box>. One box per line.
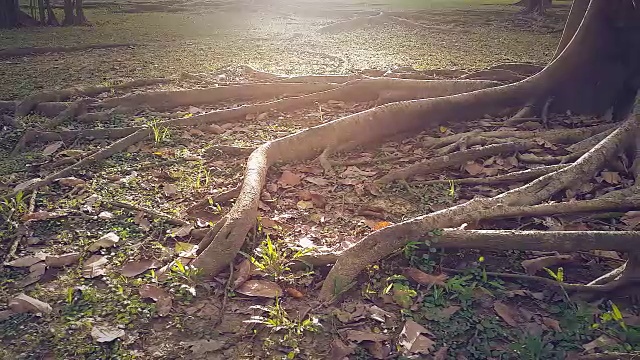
<box><xmin>2</xmin><ymin>0</ymin><xmax>640</xmax><ymax>359</ymax></box>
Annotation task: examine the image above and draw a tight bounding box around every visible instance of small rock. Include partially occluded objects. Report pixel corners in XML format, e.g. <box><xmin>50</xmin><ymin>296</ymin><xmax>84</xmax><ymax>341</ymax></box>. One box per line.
<box><xmin>206</xmin><ymin>124</ymin><xmax>225</xmax><ymax>134</ymax></box>
<box><xmin>256</xmin><ymin>112</ymin><xmax>268</xmax><ymax>121</ymax></box>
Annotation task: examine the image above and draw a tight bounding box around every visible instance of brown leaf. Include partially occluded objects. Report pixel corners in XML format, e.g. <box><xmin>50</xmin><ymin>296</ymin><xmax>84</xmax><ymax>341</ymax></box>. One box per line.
<box><xmin>57</xmin><ymin>177</ymin><xmax>86</xmax><ymax>187</ymax></box>
<box><xmin>329</xmin><ymin>339</ymin><xmax>355</xmax><ymax>359</ymax></box>
<box><xmin>521</xmin><ymin>255</ymin><xmax>573</xmax><ymax>275</ymax></box>
<box><xmin>310</xmin><ymin>192</ymin><xmax>327</xmax><ymax>208</ymax></box>
<box><xmin>8</xmin><ymin>293</ymin><xmax>52</xmax><ymax>314</ymax></box>
<box><xmin>278</xmin><ymin>170</ymin><xmax>301</xmax><ymax>187</ymax></box>
<box><xmin>341</xmin><ymin>166</ymin><xmax>377</xmax><ymax>177</ymax></box>
<box><xmin>82</xmin><ymin>255</ymin><xmax>108</xmax><ymax>278</ymax></box>
<box><xmin>403</xmin><ymin>268</ymin><xmax>447</xmax><ymax>286</ymax></box>
<box><xmin>88</xmin><ymin>232</ymin><xmax>120</xmax><ymax>252</ymax></box>
<box><xmin>345</xmin><ymin>329</ymin><xmax>389</xmax><ymax>343</ymax></box>
<box><xmin>621</xmin><ymin>211</ymin><xmax>640</xmax><ymax>230</ymax></box>
<box><xmin>464</xmin><ymin>161</ymin><xmax>484</xmax><ymax>175</ymax></box>
<box><xmin>45</xmin><ymin>252</ymin><xmax>81</xmax><ymax>267</ymax></box>
<box><xmin>285</xmin><ymin>288</ymin><xmax>304</xmax><ymax>299</ymax></box>
<box><xmin>139</xmin><ymin>284</ymin><xmax>173</xmax><ymax>316</ymax></box>
<box><xmin>5</xmin><ymin>253</ymin><xmax>48</xmax><ymax>267</ymax></box>
<box><xmin>133</xmin><ymin>211</ymin><xmax>151</xmax><ymax>231</ymax></box>
<box><xmin>119</xmin><ymin>259</ymin><xmax>159</xmax><ymax>277</ymax></box>
<box><xmin>296</xmin><ymin>200</ymin><xmax>314</xmax><ymax>210</ymax></box>
<box><xmin>297</xmin><ymin>189</ymin><xmax>312</xmax><ymax>200</ymax></box>
<box><xmin>42</xmin><ymin>141</ymin><xmax>63</xmax><ymax>156</ymax></box>
<box><xmin>493</xmin><ymin>301</ymin><xmax>519</xmax><ymax>327</ymax></box>
<box><xmin>542</xmin><ymin>317</ymin><xmax>562</xmax><ymax>332</ymax></box>
<box><xmin>400</xmin><ymin>320</ymin><xmax>435</xmax><ymax>354</ymax></box>
<box><xmin>601</xmin><ymin>171</ymin><xmax>621</xmax><ymax>185</ymax></box>
<box><xmin>363</xmin><ymin>341</ymin><xmax>390</xmax><ymax>359</ymax></box>
<box><xmin>441</xmin><ymin>305</ymin><xmax>461</xmax><ymax>318</ymax></box>
<box><xmin>16</xmin><ymin>262</ymin><xmax>46</xmax><ymax>287</ymax></box>
<box><xmin>91</xmin><ymin>325</ymin><xmax>125</xmax><ymax>343</ymax></box>
<box><xmin>235</xmin><ymin>280</ymin><xmax>283</xmax><ymax>298</ymax></box>
<box><xmin>305</xmin><ymin>177</ymin><xmax>331</xmax><ymax>186</ymax></box>
<box><xmin>232</xmin><ymin>259</ymin><xmax>252</xmax><ymax>289</ymax></box>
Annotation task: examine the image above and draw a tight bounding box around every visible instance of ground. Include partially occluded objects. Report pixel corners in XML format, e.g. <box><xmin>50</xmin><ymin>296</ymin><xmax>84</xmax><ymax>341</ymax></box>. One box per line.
<box><xmin>1</xmin><ymin>0</ymin><xmax>640</xmax><ymax>359</ymax></box>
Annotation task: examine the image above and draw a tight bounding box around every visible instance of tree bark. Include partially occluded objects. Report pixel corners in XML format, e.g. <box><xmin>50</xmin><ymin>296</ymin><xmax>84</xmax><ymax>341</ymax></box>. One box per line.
<box><xmin>37</xmin><ymin>0</ymin><xmax>45</xmax><ymax>24</ymax></box>
<box><xmin>62</xmin><ymin>0</ymin><xmax>74</xmax><ymax>25</ymax></box>
<box><xmin>45</xmin><ymin>0</ymin><xmax>59</xmax><ymax>26</ymax></box>
<box><xmin>0</xmin><ymin>0</ymin><xmax>19</xmax><ymax>28</ymax></box>
<box><xmin>73</xmin><ymin>0</ymin><xmax>87</xmax><ymax>25</ymax></box>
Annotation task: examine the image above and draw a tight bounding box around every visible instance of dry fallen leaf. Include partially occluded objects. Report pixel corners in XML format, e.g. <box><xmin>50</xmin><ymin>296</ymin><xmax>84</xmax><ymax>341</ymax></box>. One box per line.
<box><xmin>174</xmin><ymin>241</ymin><xmax>197</xmax><ymax>256</ymax></box>
<box><xmin>82</xmin><ymin>255</ymin><xmax>108</xmax><ymax>278</ymax></box>
<box><xmin>278</xmin><ymin>170</ymin><xmax>301</xmax><ymax>187</ymax></box>
<box><xmin>235</xmin><ymin>280</ymin><xmax>283</xmax><ymax>298</ymax></box>
<box><xmin>600</xmin><ymin>171</ymin><xmax>621</xmax><ymax>185</ymax></box>
<box><xmin>433</xmin><ymin>346</ymin><xmax>449</xmax><ymax>360</ymax></box>
<box><xmin>542</xmin><ymin>317</ymin><xmax>562</xmax><ymax>332</ymax></box>
<box><xmin>45</xmin><ymin>252</ymin><xmax>82</xmax><ymax>268</ymax></box>
<box><xmin>285</xmin><ymin>288</ymin><xmax>304</xmax><ymax>299</ymax></box>
<box><xmin>42</xmin><ymin>141</ymin><xmax>63</xmax><ymax>156</ymax></box>
<box><xmin>5</xmin><ymin>253</ymin><xmax>48</xmax><ymax>267</ymax></box>
<box><xmin>139</xmin><ymin>284</ymin><xmax>173</xmax><ymax>316</ymax></box>
<box><xmin>91</xmin><ymin>325</ymin><xmax>125</xmax><ymax>343</ymax></box>
<box><xmin>345</xmin><ymin>329</ymin><xmax>389</xmax><ymax>343</ymax></box>
<box><xmin>403</xmin><ymin>268</ymin><xmax>448</xmax><ymax>286</ymax></box>
<box><xmin>57</xmin><ymin>177</ymin><xmax>86</xmax><ymax>187</ymax></box>
<box><xmin>296</xmin><ymin>200</ymin><xmax>314</xmax><ymax>210</ymax></box>
<box><xmin>232</xmin><ymin>259</ymin><xmax>252</xmax><ymax>289</ymax></box>
<box><xmin>182</xmin><ymin>339</ymin><xmax>226</xmax><ymax>356</ymax></box>
<box><xmin>521</xmin><ymin>254</ymin><xmax>573</xmax><ymax>275</ymax></box>
<box><xmin>621</xmin><ymin>211</ymin><xmax>640</xmax><ymax>230</ymax></box>
<box><xmin>120</xmin><ymin>259</ymin><xmax>159</xmax><ymax>277</ymax></box>
<box><xmin>88</xmin><ymin>232</ymin><xmax>120</xmax><ymax>252</ymax></box>
<box><xmin>310</xmin><ymin>192</ymin><xmax>327</xmax><ymax>208</ymax></box>
<box><xmin>304</xmin><ymin>177</ymin><xmax>331</xmax><ymax>186</ymax></box>
<box><xmin>8</xmin><ymin>293</ymin><xmax>52</xmax><ymax>315</ymax></box>
<box><xmin>98</xmin><ymin>211</ymin><xmax>114</xmax><ymax>220</ymax></box>
<box><xmin>16</xmin><ymin>262</ymin><xmax>47</xmax><ymax>287</ymax></box>
<box><xmin>399</xmin><ymin>320</ymin><xmax>435</xmax><ymax>354</ymax></box>
<box><xmin>493</xmin><ymin>301</ymin><xmax>519</xmax><ymax>327</ymax></box>
<box><xmin>464</xmin><ymin>161</ymin><xmax>484</xmax><ymax>175</ymax></box>
<box><xmin>329</xmin><ymin>338</ymin><xmax>355</xmax><ymax>359</ymax></box>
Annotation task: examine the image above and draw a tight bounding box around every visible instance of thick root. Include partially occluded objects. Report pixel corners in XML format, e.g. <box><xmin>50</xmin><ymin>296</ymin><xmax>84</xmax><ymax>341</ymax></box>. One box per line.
<box><xmin>319</xmin><ymin>115</ymin><xmax>639</xmax><ymax>301</ymax></box>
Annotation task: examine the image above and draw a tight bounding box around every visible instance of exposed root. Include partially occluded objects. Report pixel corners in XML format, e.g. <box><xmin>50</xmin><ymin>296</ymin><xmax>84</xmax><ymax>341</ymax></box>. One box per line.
<box><xmin>185</xmin><ymin>185</ymin><xmax>242</xmax><ymax>217</ymax></box>
<box><xmin>460</xmin><ymin>69</ymin><xmax>526</xmax><ymax>82</ymax></box>
<box><xmin>0</xmin><ymin>43</ymin><xmax>135</xmax><ymax>60</ymax></box>
<box><xmin>15</xmin><ymin>78</ymin><xmax>169</xmax><ymax>117</ymax></box>
<box><xmin>320</xmin><ymin>115</ymin><xmax>639</xmax><ymax>300</ymax></box>
<box><xmin>11</xmin><ymin>127</ymin><xmax>142</xmax><ymax>155</ymax></box>
<box><xmin>488</xmin><ymin>63</ymin><xmax>544</xmax><ymax>76</ymax></box>
<box><xmin>377</xmin><ymin>140</ymin><xmax>540</xmax><ymax>184</ymax></box>
<box><xmin>517</xmin><ymin>150</ymin><xmax>584</xmax><ymax>165</ymax></box>
<box><xmin>8</xmin><ymin>128</ymin><xmax>150</xmax><ymax>196</ymax></box>
<box><xmin>420</xmin><ymin>164</ymin><xmax>568</xmax><ymax>186</ymax></box>
<box><xmin>107</xmin><ymin>200</ymin><xmax>189</xmax><ymax>227</ymax></box>
<box><xmin>206</xmin><ymin>146</ymin><xmax>255</xmax><ymax>157</ymax></box>
<box><xmin>35</xmin><ymin>101</ymin><xmax>71</xmax><ymax>117</ymax></box>
<box><xmin>42</xmin><ymin>99</ymin><xmax>90</xmax><ymax>129</ymax></box>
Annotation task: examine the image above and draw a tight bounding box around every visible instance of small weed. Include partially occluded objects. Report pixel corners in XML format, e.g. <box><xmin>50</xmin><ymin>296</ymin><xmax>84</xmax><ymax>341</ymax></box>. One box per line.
<box><xmin>148</xmin><ymin>118</ymin><xmax>171</xmax><ymax>144</ymax></box>
<box><xmin>245</xmin><ymin>235</ymin><xmax>313</xmax><ymax>282</ymax></box>
<box><xmin>246</xmin><ymin>298</ymin><xmax>321</xmax><ymax>358</ymax></box>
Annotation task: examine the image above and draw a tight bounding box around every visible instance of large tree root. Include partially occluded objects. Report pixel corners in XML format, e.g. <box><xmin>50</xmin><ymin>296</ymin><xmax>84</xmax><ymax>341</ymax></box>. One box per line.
<box><xmin>0</xmin><ymin>43</ymin><xmax>135</xmax><ymax>60</ymax></box>
<box><xmin>419</xmin><ymin>164</ymin><xmax>567</xmax><ymax>186</ymax></box>
<box><xmin>319</xmin><ymin>115</ymin><xmax>640</xmax><ymax>300</ymax></box>
<box><xmin>188</xmin><ymin>0</ymin><xmax>634</xmax><ymax>286</ymax></box>
<box><xmin>15</xmin><ymin>78</ymin><xmax>170</xmax><ymax>117</ymax></box>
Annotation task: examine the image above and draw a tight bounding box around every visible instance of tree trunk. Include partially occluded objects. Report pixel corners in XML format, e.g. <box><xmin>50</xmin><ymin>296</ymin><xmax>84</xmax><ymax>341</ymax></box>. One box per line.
<box><xmin>0</xmin><ymin>0</ymin><xmax>19</xmax><ymax>28</ymax></box>
<box><xmin>37</xmin><ymin>0</ymin><xmax>45</xmax><ymax>25</ymax></box>
<box><xmin>521</xmin><ymin>0</ymin><xmax>549</xmax><ymax>16</ymax></box>
<box><xmin>45</xmin><ymin>0</ymin><xmax>59</xmax><ymax>26</ymax></box>
<box><xmin>73</xmin><ymin>0</ymin><xmax>87</xmax><ymax>25</ymax></box>
<box><xmin>62</xmin><ymin>0</ymin><xmax>74</xmax><ymax>25</ymax></box>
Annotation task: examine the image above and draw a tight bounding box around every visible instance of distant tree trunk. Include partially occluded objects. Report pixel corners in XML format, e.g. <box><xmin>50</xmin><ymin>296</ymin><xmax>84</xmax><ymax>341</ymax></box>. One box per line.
<box><xmin>0</xmin><ymin>0</ymin><xmax>19</xmax><ymax>28</ymax></box>
<box><xmin>521</xmin><ymin>0</ymin><xmax>550</xmax><ymax>16</ymax></box>
<box><xmin>45</xmin><ymin>0</ymin><xmax>59</xmax><ymax>26</ymax></box>
<box><xmin>62</xmin><ymin>0</ymin><xmax>75</xmax><ymax>25</ymax></box>
<box><xmin>37</xmin><ymin>0</ymin><xmax>46</xmax><ymax>24</ymax></box>
<box><xmin>74</xmin><ymin>0</ymin><xmax>88</xmax><ymax>25</ymax></box>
